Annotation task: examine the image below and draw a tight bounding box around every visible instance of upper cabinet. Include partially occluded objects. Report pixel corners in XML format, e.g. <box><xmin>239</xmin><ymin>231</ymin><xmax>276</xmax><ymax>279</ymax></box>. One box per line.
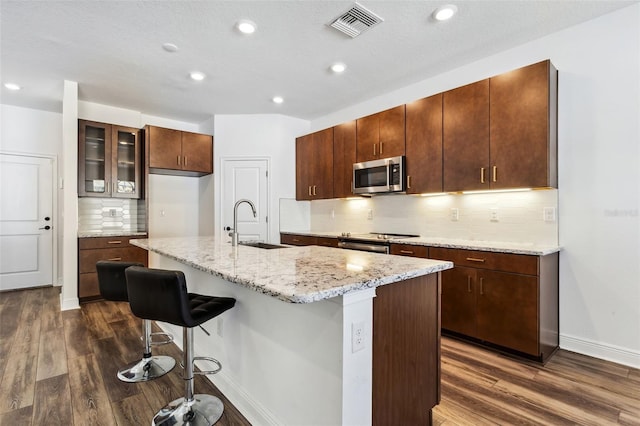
<box><xmin>405</xmin><ymin>94</ymin><xmax>443</xmax><ymax>194</ymax></box>
<box><xmin>78</xmin><ymin>120</ymin><xmax>142</xmax><ymax>199</ymax></box>
<box><xmin>333</xmin><ymin>120</ymin><xmax>357</xmax><ymax>198</ymax></box>
<box><xmin>146</xmin><ymin>125</ymin><xmax>213</xmax><ymax>177</ymax></box>
<box><xmin>489</xmin><ymin>60</ymin><xmax>558</xmax><ymax>189</ymax></box>
<box><xmin>443</xmin><ymin>80</ymin><xmax>491</xmax><ymax>192</ymax></box>
<box><xmin>356</xmin><ymin>105</ymin><xmax>405</xmax><ymax>162</ymax></box>
<box><xmin>443</xmin><ymin>60</ymin><xmax>558</xmax><ymax>192</ymax></box>
<box><xmin>296</xmin><ymin>128</ymin><xmax>334</xmax><ymax>200</ymax></box>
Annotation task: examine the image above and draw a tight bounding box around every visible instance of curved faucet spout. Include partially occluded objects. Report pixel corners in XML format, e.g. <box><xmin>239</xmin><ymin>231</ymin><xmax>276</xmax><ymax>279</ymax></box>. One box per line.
<box><xmin>231</xmin><ymin>199</ymin><xmax>257</xmax><ymax>246</ymax></box>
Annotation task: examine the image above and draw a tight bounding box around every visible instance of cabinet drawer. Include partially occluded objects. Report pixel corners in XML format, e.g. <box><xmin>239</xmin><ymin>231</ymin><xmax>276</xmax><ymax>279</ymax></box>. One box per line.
<box><xmin>316</xmin><ymin>237</ymin><xmax>339</xmax><ymax>248</ymax></box>
<box><xmin>429</xmin><ymin>247</ymin><xmax>538</xmax><ymax>275</ymax></box>
<box><xmin>79</xmin><ymin>235</ymin><xmax>145</xmax><ymax>250</ymax></box>
<box><xmin>79</xmin><ymin>273</ymin><xmax>100</xmax><ymax>299</ymax></box>
<box><xmin>280</xmin><ymin>234</ymin><xmax>317</xmax><ymax>246</ymax></box>
<box><xmin>390</xmin><ymin>244</ymin><xmax>429</xmax><ymax>258</ymax></box>
<box><xmin>79</xmin><ymin>246</ymin><xmax>147</xmax><ymax>274</ymax></box>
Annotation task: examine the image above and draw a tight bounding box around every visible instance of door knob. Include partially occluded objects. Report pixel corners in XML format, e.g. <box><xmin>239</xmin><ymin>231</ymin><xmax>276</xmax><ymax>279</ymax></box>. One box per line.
<box><xmin>39</xmin><ymin>225</ymin><xmax>51</xmax><ymax>230</ymax></box>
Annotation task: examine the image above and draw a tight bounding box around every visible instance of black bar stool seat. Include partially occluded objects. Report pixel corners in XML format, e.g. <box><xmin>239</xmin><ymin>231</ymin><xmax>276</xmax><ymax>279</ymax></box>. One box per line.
<box><xmin>125</xmin><ymin>266</ymin><xmax>236</xmax><ymax>426</ymax></box>
<box><xmin>96</xmin><ymin>261</ymin><xmax>176</xmax><ymax>382</ymax></box>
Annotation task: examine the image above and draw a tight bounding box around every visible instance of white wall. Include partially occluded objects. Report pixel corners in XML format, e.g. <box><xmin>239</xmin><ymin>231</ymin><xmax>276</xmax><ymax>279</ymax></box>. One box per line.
<box><xmin>213</xmin><ymin>115</ymin><xmax>309</xmax><ymax>243</ymax></box>
<box><xmin>310</xmin><ymin>5</ymin><xmax>640</xmax><ymax>367</ymax></box>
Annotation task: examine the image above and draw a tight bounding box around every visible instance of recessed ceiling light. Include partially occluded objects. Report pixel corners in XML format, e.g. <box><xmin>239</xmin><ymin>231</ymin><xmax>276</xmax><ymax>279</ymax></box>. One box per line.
<box><xmin>330</xmin><ymin>62</ymin><xmax>347</xmax><ymax>74</ymax></box>
<box><xmin>432</xmin><ymin>4</ymin><xmax>458</xmax><ymax>21</ymax></box>
<box><xmin>272</xmin><ymin>96</ymin><xmax>284</xmax><ymax>104</ymax></box>
<box><xmin>190</xmin><ymin>71</ymin><xmax>205</xmax><ymax>81</ymax></box>
<box><xmin>236</xmin><ymin>19</ymin><xmax>257</xmax><ymax>34</ymax></box>
<box><xmin>4</xmin><ymin>83</ymin><xmax>21</xmax><ymax>91</ymax></box>
<box><xmin>162</xmin><ymin>43</ymin><xmax>179</xmax><ymax>52</ymax></box>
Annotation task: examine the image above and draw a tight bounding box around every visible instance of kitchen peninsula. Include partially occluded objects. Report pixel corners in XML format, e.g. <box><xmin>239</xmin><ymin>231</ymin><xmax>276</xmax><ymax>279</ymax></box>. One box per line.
<box><xmin>131</xmin><ymin>236</ymin><xmax>453</xmax><ymax>425</ymax></box>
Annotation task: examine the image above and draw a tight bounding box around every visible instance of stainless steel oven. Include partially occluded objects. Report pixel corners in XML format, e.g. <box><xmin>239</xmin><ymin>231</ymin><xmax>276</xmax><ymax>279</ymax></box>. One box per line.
<box><xmin>353</xmin><ymin>156</ymin><xmax>405</xmax><ymax>195</ymax></box>
<box><xmin>337</xmin><ymin>232</ymin><xmax>418</xmax><ymax>254</ymax></box>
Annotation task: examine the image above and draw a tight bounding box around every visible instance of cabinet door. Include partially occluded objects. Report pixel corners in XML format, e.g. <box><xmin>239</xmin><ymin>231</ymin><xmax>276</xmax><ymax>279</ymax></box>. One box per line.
<box><xmin>443</xmin><ymin>79</ymin><xmax>490</xmax><ymax>192</ymax></box>
<box><xmin>356</xmin><ymin>113</ymin><xmax>379</xmax><ymax>162</ymax></box>
<box><xmin>490</xmin><ymin>60</ymin><xmax>556</xmax><ymax>189</ymax></box>
<box><xmin>295</xmin><ymin>134</ymin><xmax>313</xmax><ymax>200</ymax></box>
<box><xmin>148</xmin><ymin>126</ymin><xmax>182</xmax><ymax>170</ymax></box>
<box><xmin>405</xmin><ymin>94</ymin><xmax>443</xmax><ymax>194</ymax></box>
<box><xmin>390</xmin><ymin>244</ymin><xmax>428</xmax><ymax>258</ymax></box>
<box><xmin>475</xmin><ymin>269</ymin><xmax>538</xmax><ymax>355</ymax></box>
<box><xmin>312</xmin><ymin>128</ymin><xmax>334</xmax><ymax>199</ymax></box>
<box><xmin>378</xmin><ymin>105</ymin><xmax>405</xmax><ymax>158</ymax></box>
<box><xmin>78</xmin><ymin>120</ymin><xmax>112</xmax><ymax>197</ymax></box>
<box><xmin>440</xmin><ymin>266</ymin><xmax>477</xmax><ymax>337</ymax></box>
<box><xmin>182</xmin><ymin>131</ymin><xmax>213</xmax><ymax>174</ymax></box>
<box><xmin>280</xmin><ymin>233</ymin><xmax>317</xmax><ymax>246</ymax></box>
<box><xmin>112</xmin><ymin>126</ymin><xmax>141</xmax><ymax>199</ymax></box>
<box><xmin>333</xmin><ymin>121</ymin><xmax>356</xmax><ymax>198</ymax></box>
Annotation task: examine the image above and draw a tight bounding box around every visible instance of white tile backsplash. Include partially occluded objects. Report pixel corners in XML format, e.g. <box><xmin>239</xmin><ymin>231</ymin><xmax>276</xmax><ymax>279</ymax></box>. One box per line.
<box><xmin>302</xmin><ymin>189</ymin><xmax>558</xmax><ymax>245</ymax></box>
<box><xmin>78</xmin><ymin>197</ymin><xmax>146</xmax><ymax>233</ymax></box>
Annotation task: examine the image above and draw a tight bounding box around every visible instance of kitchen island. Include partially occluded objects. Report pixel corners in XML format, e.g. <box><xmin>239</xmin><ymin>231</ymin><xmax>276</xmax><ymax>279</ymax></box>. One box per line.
<box><xmin>131</xmin><ymin>236</ymin><xmax>453</xmax><ymax>425</ymax></box>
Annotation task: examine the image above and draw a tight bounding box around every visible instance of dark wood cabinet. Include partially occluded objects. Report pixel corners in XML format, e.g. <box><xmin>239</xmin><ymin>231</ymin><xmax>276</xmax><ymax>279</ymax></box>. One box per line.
<box><xmin>333</xmin><ymin>120</ymin><xmax>356</xmax><ymax>198</ymax></box>
<box><xmin>78</xmin><ymin>120</ymin><xmax>142</xmax><ymax>199</ymax></box>
<box><xmin>295</xmin><ymin>128</ymin><xmax>334</xmax><ymax>200</ymax></box>
<box><xmin>443</xmin><ymin>80</ymin><xmax>490</xmax><ymax>192</ymax></box>
<box><xmin>490</xmin><ymin>60</ymin><xmax>558</xmax><ymax>189</ymax></box>
<box><xmin>280</xmin><ymin>233</ymin><xmax>338</xmax><ymax>247</ymax></box>
<box><xmin>390</xmin><ymin>243</ymin><xmax>428</xmax><ymax>258</ymax></box>
<box><xmin>405</xmin><ymin>94</ymin><xmax>443</xmax><ymax>194</ymax></box>
<box><xmin>430</xmin><ymin>246</ymin><xmax>559</xmax><ymax>363</ymax></box>
<box><xmin>146</xmin><ymin>125</ymin><xmax>213</xmax><ymax>176</ymax></box>
<box><xmin>356</xmin><ymin>105</ymin><xmax>405</xmax><ymax>162</ymax></box>
<box><xmin>78</xmin><ymin>236</ymin><xmax>148</xmax><ymax>302</ymax></box>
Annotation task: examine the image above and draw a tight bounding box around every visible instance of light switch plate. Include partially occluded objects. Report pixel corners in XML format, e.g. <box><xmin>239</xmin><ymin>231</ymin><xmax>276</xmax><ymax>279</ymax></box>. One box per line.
<box><xmin>450</xmin><ymin>208</ymin><xmax>459</xmax><ymax>221</ymax></box>
<box><xmin>543</xmin><ymin>207</ymin><xmax>556</xmax><ymax>222</ymax></box>
<box><xmin>490</xmin><ymin>208</ymin><xmax>499</xmax><ymax>222</ymax></box>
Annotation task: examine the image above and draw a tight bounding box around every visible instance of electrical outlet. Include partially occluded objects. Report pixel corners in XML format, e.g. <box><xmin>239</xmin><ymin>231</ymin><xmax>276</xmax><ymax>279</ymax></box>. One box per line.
<box><xmin>352</xmin><ymin>321</ymin><xmax>365</xmax><ymax>353</ymax></box>
<box><xmin>450</xmin><ymin>208</ymin><xmax>459</xmax><ymax>221</ymax></box>
<box><xmin>490</xmin><ymin>208</ymin><xmax>499</xmax><ymax>222</ymax></box>
<box><xmin>367</xmin><ymin>209</ymin><xmax>373</xmax><ymax>220</ymax></box>
<box><xmin>109</xmin><ymin>208</ymin><xmax>117</xmax><ymax>217</ymax></box>
<box><xmin>217</xmin><ymin>318</ymin><xmax>224</xmax><ymax>337</ymax></box>
<box><xmin>543</xmin><ymin>207</ymin><xmax>556</xmax><ymax>222</ymax></box>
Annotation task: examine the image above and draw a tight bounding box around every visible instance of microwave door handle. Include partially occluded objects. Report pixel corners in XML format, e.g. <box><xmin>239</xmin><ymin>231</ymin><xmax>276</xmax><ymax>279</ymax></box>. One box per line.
<box><xmin>387</xmin><ymin>161</ymin><xmax>392</xmax><ymax>190</ymax></box>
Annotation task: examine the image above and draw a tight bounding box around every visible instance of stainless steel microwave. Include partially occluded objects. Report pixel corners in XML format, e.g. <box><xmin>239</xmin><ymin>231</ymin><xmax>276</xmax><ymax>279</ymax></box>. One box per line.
<box><xmin>353</xmin><ymin>156</ymin><xmax>406</xmax><ymax>195</ymax></box>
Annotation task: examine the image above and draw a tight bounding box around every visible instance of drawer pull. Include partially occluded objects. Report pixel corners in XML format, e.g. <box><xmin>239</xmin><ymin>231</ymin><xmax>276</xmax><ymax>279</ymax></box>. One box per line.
<box><xmin>466</xmin><ymin>257</ymin><xmax>486</xmax><ymax>263</ymax></box>
<box><xmin>107</xmin><ymin>257</ymin><xmax>122</xmax><ymax>261</ymax></box>
<box><xmin>479</xmin><ymin>277</ymin><xmax>484</xmax><ymax>295</ymax></box>
<box><xmin>467</xmin><ymin>276</ymin><xmax>472</xmax><ymax>292</ymax></box>
<box><xmin>480</xmin><ymin>167</ymin><xmax>486</xmax><ymax>184</ymax></box>
<box><xmin>492</xmin><ymin>166</ymin><xmax>497</xmax><ymax>182</ymax></box>
<box><xmin>107</xmin><ymin>240</ymin><xmax>122</xmax><ymax>244</ymax></box>
<box><xmin>293</xmin><ymin>239</ymin><xmax>300</xmax><ymax>242</ymax></box>
<box><xmin>399</xmin><ymin>250</ymin><xmax>414</xmax><ymax>255</ymax></box>
<box><xmin>177</xmin><ymin>155</ymin><xmax>181</xmax><ymax>166</ymax></box>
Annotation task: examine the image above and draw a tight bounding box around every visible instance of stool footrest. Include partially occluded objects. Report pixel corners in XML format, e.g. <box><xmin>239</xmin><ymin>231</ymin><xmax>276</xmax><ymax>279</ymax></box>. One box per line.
<box><xmin>147</xmin><ymin>331</ymin><xmax>174</xmax><ymax>346</ymax></box>
<box><xmin>193</xmin><ymin>356</ymin><xmax>222</xmax><ymax>375</ymax></box>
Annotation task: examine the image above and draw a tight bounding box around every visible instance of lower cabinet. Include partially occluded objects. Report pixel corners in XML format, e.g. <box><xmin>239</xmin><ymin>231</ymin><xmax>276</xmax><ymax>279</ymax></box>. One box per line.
<box><xmin>279</xmin><ymin>233</ymin><xmax>338</xmax><ymax>248</ymax></box>
<box><xmin>429</xmin><ymin>247</ymin><xmax>559</xmax><ymax>363</ymax></box>
<box><xmin>78</xmin><ymin>236</ymin><xmax>148</xmax><ymax>302</ymax></box>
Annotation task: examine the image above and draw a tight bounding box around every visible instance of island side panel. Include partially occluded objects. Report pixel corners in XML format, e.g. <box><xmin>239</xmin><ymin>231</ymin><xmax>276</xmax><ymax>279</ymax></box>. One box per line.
<box><xmin>372</xmin><ymin>273</ymin><xmax>441</xmax><ymax>425</ymax></box>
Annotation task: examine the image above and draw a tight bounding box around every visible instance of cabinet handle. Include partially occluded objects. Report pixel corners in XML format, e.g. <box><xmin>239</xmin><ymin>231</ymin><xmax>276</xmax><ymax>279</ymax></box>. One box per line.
<box><xmin>308</xmin><ymin>186</ymin><xmax>312</xmax><ymax>196</ymax></box>
<box><xmin>107</xmin><ymin>240</ymin><xmax>122</xmax><ymax>244</ymax></box>
<box><xmin>467</xmin><ymin>276</ymin><xmax>472</xmax><ymax>293</ymax></box>
<box><xmin>293</xmin><ymin>238</ymin><xmax>300</xmax><ymax>242</ymax></box>
<box><xmin>466</xmin><ymin>257</ymin><xmax>486</xmax><ymax>263</ymax></box>
<box><xmin>177</xmin><ymin>155</ymin><xmax>181</xmax><ymax>166</ymax></box>
<box><xmin>184</xmin><ymin>156</ymin><xmax>188</xmax><ymax>167</ymax></box>
<box><xmin>480</xmin><ymin>277</ymin><xmax>484</xmax><ymax>295</ymax></box>
<box><xmin>107</xmin><ymin>257</ymin><xmax>122</xmax><ymax>261</ymax></box>
<box><xmin>373</xmin><ymin>143</ymin><xmax>377</xmax><ymax>156</ymax></box>
<box><xmin>407</xmin><ymin>175</ymin><xmax>411</xmax><ymax>189</ymax></box>
<box><xmin>312</xmin><ymin>185</ymin><xmax>317</xmax><ymax>196</ymax></box>
<box><xmin>400</xmin><ymin>250</ymin><xmax>414</xmax><ymax>255</ymax></box>
<box><xmin>492</xmin><ymin>166</ymin><xmax>497</xmax><ymax>182</ymax></box>
<box><xmin>380</xmin><ymin>141</ymin><xmax>383</xmax><ymax>155</ymax></box>
<box><xmin>480</xmin><ymin>167</ymin><xmax>486</xmax><ymax>184</ymax></box>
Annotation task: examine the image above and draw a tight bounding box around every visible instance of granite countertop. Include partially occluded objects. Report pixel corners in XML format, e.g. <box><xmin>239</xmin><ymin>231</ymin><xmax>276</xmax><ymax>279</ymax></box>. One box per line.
<box><xmin>130</xmin><ymin>236</ymin><xmax>452</xmax><ymax>304</ymax></box>
<box><xmin>280</xmin><ymin>231</ymin><xmax>560</xmax><ymax>256</ymax></box>
<box><xmin>78</xmin><ymin>230</ymin><xmax>148</xmax><ymax>238</ymax></box>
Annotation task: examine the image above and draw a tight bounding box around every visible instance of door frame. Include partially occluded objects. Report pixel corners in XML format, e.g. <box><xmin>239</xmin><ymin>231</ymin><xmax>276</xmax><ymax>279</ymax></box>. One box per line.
<box><xmin>0</xmin><ymin>150</ymin><xmax>59</xmax><ymax>287</ymax></box>
<box><xmin>219</xmin><ymin>156</ymin><xmax>271</xmax><ymax>242</ymax></box>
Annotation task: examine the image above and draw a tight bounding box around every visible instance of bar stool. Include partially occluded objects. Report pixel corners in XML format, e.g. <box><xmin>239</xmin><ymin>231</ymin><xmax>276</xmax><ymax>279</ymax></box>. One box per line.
<box><xmin>95</xmin><ymin>260</ymin><xmax>176</xmax><ymax>382</ymax></box>
<box><xmin>125</xmin><ymin>265</ymin><xmax>236</xmax><ymax>426</ymax></box>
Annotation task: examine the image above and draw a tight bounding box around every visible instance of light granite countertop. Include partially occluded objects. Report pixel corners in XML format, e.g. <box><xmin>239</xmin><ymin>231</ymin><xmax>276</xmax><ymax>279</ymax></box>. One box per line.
<box><xmin>78</xmin><ymin>230</ymin><xmax>148</xmax><ymax>238</ymax></box>
<box><xmin>130</xmin><ymin>236</ymin><xmax>453</xmax><ymax>304</ymax></box>
<box><xmin>280</xmin><ymin>231</ymin><xmax>561</xmax><ymax>256</ymax></box>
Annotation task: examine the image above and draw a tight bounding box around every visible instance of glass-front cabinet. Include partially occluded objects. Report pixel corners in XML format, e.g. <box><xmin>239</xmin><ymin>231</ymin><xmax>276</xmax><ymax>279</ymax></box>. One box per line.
<box><xmin>78</xmin><ymin>120</ymin><xmax>141</xmax><ymax>199</ymax></box>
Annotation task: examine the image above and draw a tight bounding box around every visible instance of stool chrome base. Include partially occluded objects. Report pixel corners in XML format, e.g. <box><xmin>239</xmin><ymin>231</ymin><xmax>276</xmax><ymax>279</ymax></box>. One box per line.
<box><xmin>117</xmin><ymin>355</ymin><xmax>176</xmax><ymax>383</ymax></box>
<box><xmin>152</xmin><ymin>394</ymin><xmax>224</xmax><ymax>426</ymax></box>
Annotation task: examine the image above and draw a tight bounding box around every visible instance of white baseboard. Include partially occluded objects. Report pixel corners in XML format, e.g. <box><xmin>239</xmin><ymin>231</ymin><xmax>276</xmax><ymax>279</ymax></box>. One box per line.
<box><xmin>560</xmin><ymin>333</ymin><xmax>640</xmax><ymax>368</ymax></box>
<box><xmin>157</xmin><ymin>322</ymin><xmax>282</xmax><ymax>426</ymax></box>
<box><xmin>60</xmin><ymin>294</ymin><xmax>79</xmax><ymax>311</ymax></box>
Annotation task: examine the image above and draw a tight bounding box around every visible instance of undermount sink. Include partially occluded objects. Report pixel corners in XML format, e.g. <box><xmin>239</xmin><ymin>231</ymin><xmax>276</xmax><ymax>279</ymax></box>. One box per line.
<box><xmin>239</xmin><ymin>241</ymin><xmax>289</xmax><ymax>250</ymax></box>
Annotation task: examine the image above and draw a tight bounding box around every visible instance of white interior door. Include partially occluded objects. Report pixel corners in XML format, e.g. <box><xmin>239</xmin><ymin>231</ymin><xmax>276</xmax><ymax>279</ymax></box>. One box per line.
<box><xmin>0</xmin><ymin>154</ymin><xmax>54</xmax><ymax>290</ymax></box>
<box><xmin>221</xmin><ymin>159</ymin><xmax>269</xmax><ymax>242</ymax></box>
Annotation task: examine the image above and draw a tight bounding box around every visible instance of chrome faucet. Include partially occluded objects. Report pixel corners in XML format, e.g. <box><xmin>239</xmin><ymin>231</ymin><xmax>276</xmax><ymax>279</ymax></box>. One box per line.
<box><xmin>230</xmin><ymin>199</ymin><xmax>257</xmax><ymax>246</ymax></box>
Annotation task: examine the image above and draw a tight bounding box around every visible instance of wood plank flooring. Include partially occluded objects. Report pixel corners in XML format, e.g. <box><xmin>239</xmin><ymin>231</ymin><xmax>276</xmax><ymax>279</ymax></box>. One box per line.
<box><xmin>1</xmin><ymin>286</ymin><xmax>639</xmax><ymax>425</ymax></box>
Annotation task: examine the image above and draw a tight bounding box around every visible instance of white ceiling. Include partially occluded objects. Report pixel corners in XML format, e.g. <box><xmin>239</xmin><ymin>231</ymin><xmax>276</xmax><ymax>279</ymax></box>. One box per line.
<box><xmin>1</xmin><ymin>1</ymin><xmax>635</xmax><ymax>123</ymax></box>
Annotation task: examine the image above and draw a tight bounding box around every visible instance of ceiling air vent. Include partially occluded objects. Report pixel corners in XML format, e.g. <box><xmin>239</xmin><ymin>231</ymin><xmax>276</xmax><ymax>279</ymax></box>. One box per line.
<box><xmin>329</xmin><ymin>2</ymin><xmax>384</xmax><ymax>38</ymax></box>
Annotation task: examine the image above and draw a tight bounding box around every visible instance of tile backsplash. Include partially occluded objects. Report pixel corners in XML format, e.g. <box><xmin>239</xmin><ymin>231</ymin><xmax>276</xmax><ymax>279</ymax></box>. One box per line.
<box><xmin>282</xmin><ymin>189</ymin><xmax>558</xmax><ymax>246</ymax></box>
<box><xmin>78</xmin><ymin>198</ymin><xmax>146</xmax><ymax>233</ymax></box>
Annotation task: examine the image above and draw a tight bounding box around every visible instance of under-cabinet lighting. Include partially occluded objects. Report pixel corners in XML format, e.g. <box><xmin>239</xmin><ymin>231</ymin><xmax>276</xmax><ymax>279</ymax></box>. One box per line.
<box><xmin>419</xmin><ymin>192</ymin><xmax>447</xmax><ymax>197</ymax></box>
<box><xmin>460</xmin><ymin>188</ymin><xmax>532</xmax><ymax>195</ymax></box>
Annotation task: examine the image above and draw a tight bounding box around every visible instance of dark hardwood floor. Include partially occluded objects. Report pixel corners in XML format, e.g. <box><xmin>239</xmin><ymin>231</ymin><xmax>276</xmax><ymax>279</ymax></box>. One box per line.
<box><xmin>1</xmin><ymin>286</ymin><xmax>639</xmax><ymax>425</ymax></box>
